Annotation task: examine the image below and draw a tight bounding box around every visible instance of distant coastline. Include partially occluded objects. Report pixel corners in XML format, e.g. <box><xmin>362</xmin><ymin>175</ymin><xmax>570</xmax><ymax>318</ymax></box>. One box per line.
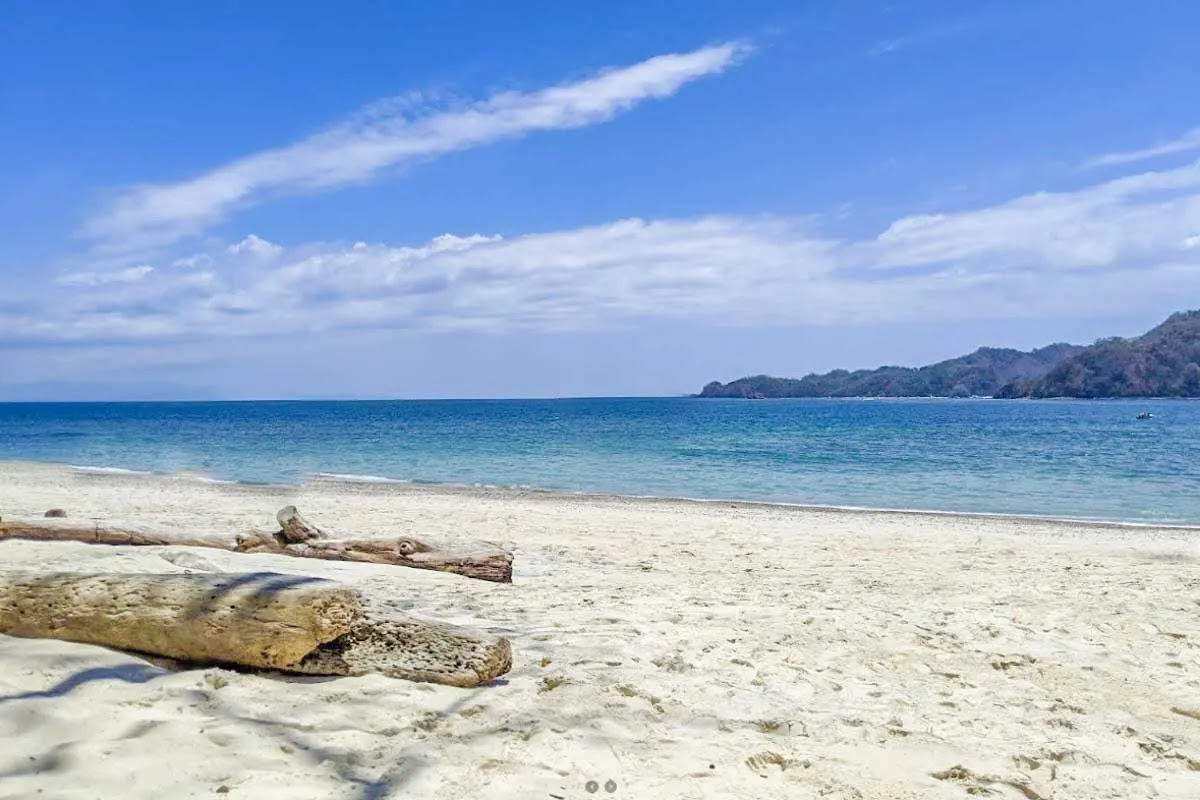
<box><xmin>699</xmin><ymin>309</ymin><xmax>1200</xmax><ymax>399</ymax></box>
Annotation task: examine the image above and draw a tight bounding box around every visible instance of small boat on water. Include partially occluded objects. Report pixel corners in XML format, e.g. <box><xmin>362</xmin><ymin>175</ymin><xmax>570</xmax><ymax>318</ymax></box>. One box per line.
<box><xmin>1136</xmin><ymin>411</ymin><xmax>1154</xmax><ymax>419</ymax></box>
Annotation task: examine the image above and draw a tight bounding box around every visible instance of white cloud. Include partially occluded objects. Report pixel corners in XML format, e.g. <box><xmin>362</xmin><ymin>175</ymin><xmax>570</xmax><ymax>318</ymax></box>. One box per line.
<box><xmin>8</xmin><ymin>158</ymin><xmax>1200</xmax><ymax>345</ymax></box>
<box><xmin>56</xmin><ymin>265</ymin><xmax>155</xmax><ymax>287</ymax></box>
<box><xmin>171</xmin><ymin>254</ymin><xmax>212</xmax><ymax>269</ymax></box>
<box><xmin>240</xmin><ymin>216</ymin><xmax>836</xmax><ymax>331</ymax></box>
<box><xmin>80</xmin><ymin>42</ymin><xmax>750</xmax><ymax>252</ymax></box>
<box><xmin>868</xmin><ymin>160</ymin><xmax>1200</xmax><ymax>270</ymax></box>
<box><xmin>1083</xmin><ymin>127</ymin><xmax>1200</xmax><ymax>169</ymax></box>
<box><xmin>179</xmin><ymin>270</ymin><xmax>216</xmax><ymax>287</ymax></box>
<box><xmin>226</xmin><ymin>234</ymin><xmax>282</xmax><ymax>258</ymax></box>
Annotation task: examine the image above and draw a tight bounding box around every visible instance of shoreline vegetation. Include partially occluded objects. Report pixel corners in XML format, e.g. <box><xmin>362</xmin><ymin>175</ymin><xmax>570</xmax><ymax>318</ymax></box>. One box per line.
<box><xmin>699</xmin><ymin>309</ymin><xmax>1200</xmax><ymax>399</ymax></box>
<box><xmin>0</xmin><ymin>461</ymin><xmax>1197</xmax><ymax>798</ymax></box>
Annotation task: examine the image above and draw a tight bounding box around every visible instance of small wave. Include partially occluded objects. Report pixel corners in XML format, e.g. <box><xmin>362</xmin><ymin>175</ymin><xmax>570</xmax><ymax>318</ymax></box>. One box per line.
<box><xmin>173</xmin><ymin>472</ymin><xmax>239</xmax><ymax>485</ymax></box>
<box><xmin>70</xmin><ymin>465</ymin><xmax>154</xmax><ymax>476</ymax></box>
<box><xmin>314</xmin><ymin>472</ymin><xmax>410</xmax><ymax>484</ymax></box>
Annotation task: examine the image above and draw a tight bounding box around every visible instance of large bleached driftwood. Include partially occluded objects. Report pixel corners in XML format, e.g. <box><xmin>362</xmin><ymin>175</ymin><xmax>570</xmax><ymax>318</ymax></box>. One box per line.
<box><xmin>0</xmin><ymin>571</ymin><xmax>512</xmax><ymax>687</ymax></box>
<box><xmin>292</xmin><ymin>614</ymin><xmax>514</xmax><ymax>687</ymax></box>
<box><xmin>0</xmin><ymin>571</ymin><xmax>359</xmax><ymax>670</ymax></box>
<box><xmin>0</xmin><ymin>506</ymin><xmax>513</xmax><ymax>583</ymax></box>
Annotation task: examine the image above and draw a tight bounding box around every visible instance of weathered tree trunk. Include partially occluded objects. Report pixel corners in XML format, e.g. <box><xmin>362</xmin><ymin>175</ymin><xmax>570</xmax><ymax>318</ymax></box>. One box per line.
<box><xmin>237</xmin><ymin>506</ymin><xmax>514</xmax><ymax>582</ymax></box>
<box><xmin>0</xmin><ymin>506</ymin><xmax>513</xmax><ymax>582</ymax></box>
<box><xmin>294</xmin><ymin>614</ymin><xmax>514</xmax><ymax>687</ymax></box>
<box><xmin>0</xmin><ymin>571</ymin><xmax>511</xmax><ymax>687</ymax></box>
<box><xmin>0</xmin><ymin>517</ymin><xmax>232</xmax><ymax>549</ymax></box>
<box><xmin>0</xmin><ymin>571</ymin><xmax>360</xmax><ymax>670</ymax></box>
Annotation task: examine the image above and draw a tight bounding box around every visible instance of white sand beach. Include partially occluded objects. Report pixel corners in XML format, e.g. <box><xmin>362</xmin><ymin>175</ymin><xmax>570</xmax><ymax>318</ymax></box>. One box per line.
<box><xmin>0</xmin><ymin>460</ymin><xmax>1197</xmax><ymax>799</ymax></box>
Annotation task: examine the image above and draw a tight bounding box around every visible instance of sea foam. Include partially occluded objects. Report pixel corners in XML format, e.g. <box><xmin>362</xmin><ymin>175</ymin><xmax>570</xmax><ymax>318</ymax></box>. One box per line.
<box><xmin>314</xmin><ymin>472</ymin><xmax>409</xmax><ymax>484</ymax></box>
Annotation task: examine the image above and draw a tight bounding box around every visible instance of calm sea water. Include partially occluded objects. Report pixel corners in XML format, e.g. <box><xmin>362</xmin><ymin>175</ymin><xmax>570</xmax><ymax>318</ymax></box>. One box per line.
<box><xmin>1</xmin><ymin>398</ymin><xmax>1197</xmax><ymax>524</ymax></box>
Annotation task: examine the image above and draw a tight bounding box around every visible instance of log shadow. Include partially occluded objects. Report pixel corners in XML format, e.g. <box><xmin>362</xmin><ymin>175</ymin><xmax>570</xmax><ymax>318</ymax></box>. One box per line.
<box><xmin>204</xmin><ymin>683</ymin><xmax>499</xmax><ymax>798</ymax></box>
<box><xmin>0</xmin><ymin>662</ymin><xmax>166</xmax><ymax>704</ymax></box>
<box><xmin>356</xmin><ymin>760</ymin><xmax>423</xmax><ymax>800</ymax></box>
<box><xmin>0</xmin><ymin>659</ymin><xmax>511</xmax><ymax>798</ymax></box>
<box><xmin>213</xmin><ymin>702</ymin><xmax>427</xmax><ymax>798</ymax></box>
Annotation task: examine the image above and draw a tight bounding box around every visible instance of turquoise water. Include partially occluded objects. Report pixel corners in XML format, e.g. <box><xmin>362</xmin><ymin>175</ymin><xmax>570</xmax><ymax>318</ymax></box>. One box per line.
<box><xmin>0</xmin><ymin>398</ymin><xmax>1197</xmax><ymax>524</ymax></box>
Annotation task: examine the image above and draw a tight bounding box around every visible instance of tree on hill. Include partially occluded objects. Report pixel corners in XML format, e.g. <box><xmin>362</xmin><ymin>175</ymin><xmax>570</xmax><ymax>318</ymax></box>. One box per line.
<box><xmin>1001</xmin><ymin>310</ymin><xmax>1200</xmax><ymax>398</ymax></box>
<box><xmin>700</xmin><ymin>310</ymin><xmax>1200</xmax><ymax>399</ymax></box>
<box><xmin>699</xmin><ymin>344</ymin><xmax>1082</xmax><ymax>398</ymax></box>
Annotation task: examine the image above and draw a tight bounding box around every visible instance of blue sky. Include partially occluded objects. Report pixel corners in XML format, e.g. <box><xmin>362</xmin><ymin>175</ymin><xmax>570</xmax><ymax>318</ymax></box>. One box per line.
<box><xmin>2</xmin><ymin>0</ymin><xmax>1199</xmax><ymax>399</ymax></box>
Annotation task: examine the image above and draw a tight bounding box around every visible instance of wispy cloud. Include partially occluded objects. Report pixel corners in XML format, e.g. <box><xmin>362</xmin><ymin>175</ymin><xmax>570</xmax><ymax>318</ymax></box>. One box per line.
<box><xmin>1083</xmin><ymin>127</ymin><xmax>1200</xmax><ymax>169</ymax></box>
<box><xmin>868</xmin><ymin>160</ymin><xmax>1200</xmax><ymax>270</ymax></box>
<box><xmin>56</xmin><ymin>265</ymin><xmax>155</xmax><ymax>287</ymax></box>
<box><xmin>79</xmin><ymin>42</ymin><xmax>751</xmax><ymax>253</ymax></box>
<box><xmin>868</xmin><ymin>17</ymin><xmax>980</xmax><ymax>57</ymax></box>
<box><xmin>10</xmin><ymin>158</ymin><xmax>1200</xmax><ymax>346</ymax></box>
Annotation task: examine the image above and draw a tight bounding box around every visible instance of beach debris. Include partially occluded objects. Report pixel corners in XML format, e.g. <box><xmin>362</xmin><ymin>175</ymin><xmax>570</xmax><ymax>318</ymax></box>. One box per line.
<box><xmin>43</xmin><ymin>508</ymin><xmax>67</xmax><ymax>518</ymax></box>
<box><xmin>991</xmin><ymin>653</ymin><xmax>1037</xmax><ymax>671</ymax></box>
<box><xmin>539</xmin><ymin>675</ymin><xmax>569</xmax><ymax>692</ymax></box>
<box><xmin>745</xmin><ymin>751</ymin><xmax>800</xmax><ymax>774</ymax></box>
<box><xmin>0</xmin><ymin>570</ymin><xmax>511</xmax><ymax>687</ymax></box>
<box><xmin>0</xmin><ymin>505</ymin><xmax>513</xmax><ymax>582</ymax></box>
<box><xmin>930</xmin><ymin>764</ymin><xmax>1047</xmax><ymax>799</ymax></box>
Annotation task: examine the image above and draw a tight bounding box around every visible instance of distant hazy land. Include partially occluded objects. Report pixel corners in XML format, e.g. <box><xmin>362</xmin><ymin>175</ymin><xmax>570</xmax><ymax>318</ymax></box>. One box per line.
<box><xmin>700</xmin><ymin>309</ymin><xmax>1200</xmax><ymax>399</ymax></box>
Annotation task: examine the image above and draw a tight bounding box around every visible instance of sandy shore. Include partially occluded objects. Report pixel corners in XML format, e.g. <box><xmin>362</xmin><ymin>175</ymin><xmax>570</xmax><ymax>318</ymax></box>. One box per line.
<box><xmin>0</xmin><ymin>460</ymin><xmax>1197</xmax><ymax>799</ymax></box>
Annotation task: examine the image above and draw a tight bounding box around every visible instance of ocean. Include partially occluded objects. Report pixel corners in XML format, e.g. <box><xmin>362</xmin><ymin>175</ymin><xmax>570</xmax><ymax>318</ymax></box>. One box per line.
<box><xmin>0</xmin><ymin>398</ymin><xmax>1197</xmax><ymax>525</ymax></box>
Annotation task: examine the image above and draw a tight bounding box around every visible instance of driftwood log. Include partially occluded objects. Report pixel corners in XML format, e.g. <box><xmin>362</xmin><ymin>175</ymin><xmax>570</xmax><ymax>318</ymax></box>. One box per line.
<box><xmin>0</xmin><ymin>506</ymin><xmax>512</xmax><ymax>583</ymax></box>
<box><xmin>0</xmin><ymin>571</ymin><xmax>511</xmax><ymax>687</ymax></box>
